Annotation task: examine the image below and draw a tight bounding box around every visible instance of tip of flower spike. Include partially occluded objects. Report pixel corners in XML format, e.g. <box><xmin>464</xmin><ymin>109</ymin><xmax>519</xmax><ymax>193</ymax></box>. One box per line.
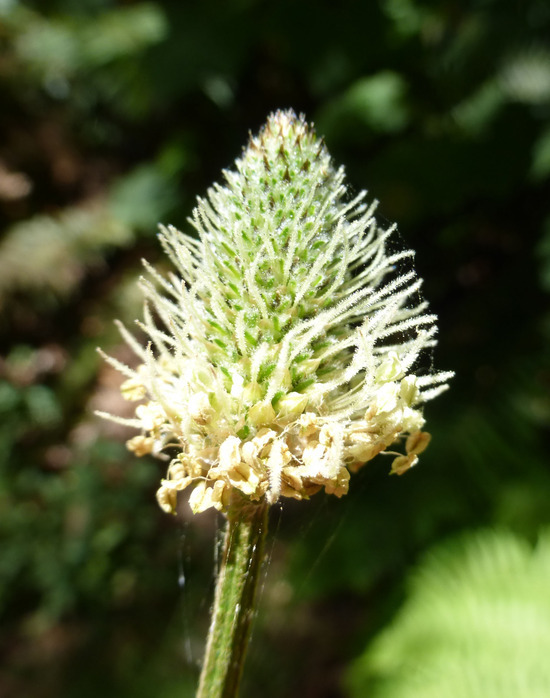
<box><xmin>97</xmin><ymin>109</ymin><xmax>453</xmax><ymax>516</ymax></box>
<box><xmin>251</xmin><ymin>110</ymin><xmax>321</xmax><ymax>166</ymax></box>
<box><xmin>264</xmin><ymin>109</ymin><xmax>301</xmax><ymax>133</ymax></box>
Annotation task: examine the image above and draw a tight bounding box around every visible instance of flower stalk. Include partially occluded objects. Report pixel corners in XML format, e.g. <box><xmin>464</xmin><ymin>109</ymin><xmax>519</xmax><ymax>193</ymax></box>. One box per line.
<box><xmin>197</xmin><ymin>504</ymin><xmax>268</xmax><ymax>698</ymax></box>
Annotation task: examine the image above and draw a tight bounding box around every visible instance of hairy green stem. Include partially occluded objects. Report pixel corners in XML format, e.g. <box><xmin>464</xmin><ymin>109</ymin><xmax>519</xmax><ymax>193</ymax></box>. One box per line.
<box><xmin>197</xmin><ymin>503</ymin><xmax>268</xmax><ymax>698</ymax></box>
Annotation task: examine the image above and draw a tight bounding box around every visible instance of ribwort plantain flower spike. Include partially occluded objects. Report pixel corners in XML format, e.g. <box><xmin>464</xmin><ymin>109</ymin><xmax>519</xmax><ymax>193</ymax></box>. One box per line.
<box><xmin>97</xmin><ymin>110</ymin><xmax>453</xmax><ymax>516</ymax></box>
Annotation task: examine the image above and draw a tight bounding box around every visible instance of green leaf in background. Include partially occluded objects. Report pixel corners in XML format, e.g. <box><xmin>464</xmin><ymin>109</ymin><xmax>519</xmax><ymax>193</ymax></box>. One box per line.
<box><xmin>108</xmin><ymin>163</ymin><xmax>178</xmax><ymax>232</ymax></box>
<box><xmin>317</xmin><ymin>71</ymin><xmax>410</xmax><ymax>142</ymax></box>
<box><xmin>347</xmin><ymin>528</ymin><xmax>550</xmax><ymax>698</ymax></box>
<box><xmin>0</xmin><ymin>204</ymin><xmax>133</xmax><ymax>302</ymax></box>
<box><xmin>530</xmin><ymin>126</ymin><xmax>550</xmax><ymax>181</ymax></box>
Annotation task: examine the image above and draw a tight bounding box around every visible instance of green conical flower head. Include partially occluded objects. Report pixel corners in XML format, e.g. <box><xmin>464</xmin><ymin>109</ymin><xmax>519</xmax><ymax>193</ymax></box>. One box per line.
<box><xmin>98</xmin><ymin>110</ymin><xmax>452</xmax><ymax>515</ymax></box>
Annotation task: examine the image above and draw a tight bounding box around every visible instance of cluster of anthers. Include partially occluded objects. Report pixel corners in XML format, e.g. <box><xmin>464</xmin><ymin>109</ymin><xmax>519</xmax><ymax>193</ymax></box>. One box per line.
<box><xmin>98</xmin><ymin>110</ymin><xmax>452</xmax><ymax>516</ymax></box>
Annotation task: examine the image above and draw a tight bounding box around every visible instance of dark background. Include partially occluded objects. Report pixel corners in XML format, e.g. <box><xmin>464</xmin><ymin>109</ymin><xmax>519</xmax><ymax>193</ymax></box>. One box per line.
<box><xmin>1</xmin><ymin>1</ymin><xmax>550</xmax><ymax>696</ymax></box>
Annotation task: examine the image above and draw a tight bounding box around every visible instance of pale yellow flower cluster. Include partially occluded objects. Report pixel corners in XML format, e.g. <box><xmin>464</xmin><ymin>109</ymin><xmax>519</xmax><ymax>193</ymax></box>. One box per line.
<box><xmin>97</xmin><ymin>110</ymin><xmax>452</xmax><ymax>516</ymax></box>
<box><xmin>116</xmin><ymin>351</ymin><xmax>431</xmax><ymax>515</ymax></box>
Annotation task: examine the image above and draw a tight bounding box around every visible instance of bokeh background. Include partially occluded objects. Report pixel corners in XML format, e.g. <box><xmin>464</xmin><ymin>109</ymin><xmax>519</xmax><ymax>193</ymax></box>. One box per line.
<box><xmin>1</xmin><ymin>1</ymin><xmax>550</xmax><ymax>697</ymax></box>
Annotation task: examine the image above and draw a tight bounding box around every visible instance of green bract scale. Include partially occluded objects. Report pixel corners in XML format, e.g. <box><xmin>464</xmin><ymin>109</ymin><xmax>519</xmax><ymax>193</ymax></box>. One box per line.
<box><xmin>98</xmin><ymin>110</ymin><xmax>453</xmax><ymax>515</ymax></box>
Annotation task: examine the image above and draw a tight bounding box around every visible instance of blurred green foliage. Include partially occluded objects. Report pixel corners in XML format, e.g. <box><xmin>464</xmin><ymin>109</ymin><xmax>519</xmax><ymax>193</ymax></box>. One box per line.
<box><xmin>0</xmin><ymin>0</ymin><xmax>549</xmax><ymax>696</ymax></box>
<box><xmin>347</xmin><ymin>528</ymin><xmax>550</xmax><ymax>698</ymax></box>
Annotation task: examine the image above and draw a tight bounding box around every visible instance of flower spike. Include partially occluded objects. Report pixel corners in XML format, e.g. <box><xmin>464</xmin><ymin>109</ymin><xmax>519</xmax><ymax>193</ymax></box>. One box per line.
<box><xmin>98</xmin><ymin>110</ymin><xmax>453</xmax><ymax>515</ymax></box>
